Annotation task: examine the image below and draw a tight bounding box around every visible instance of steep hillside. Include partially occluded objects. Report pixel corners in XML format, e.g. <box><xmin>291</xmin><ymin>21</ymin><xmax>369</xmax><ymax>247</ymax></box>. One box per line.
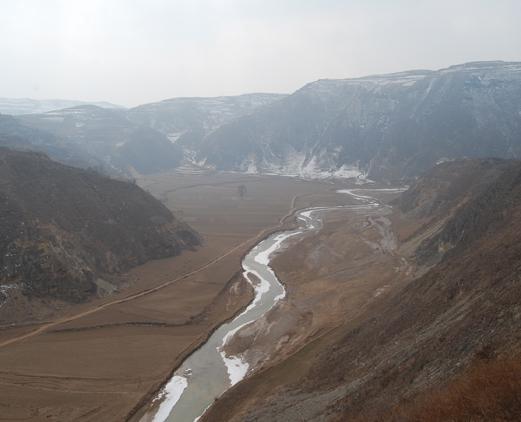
<box><xmin>203</xmin><ymin>158</ymin><xmax>521</xmax><ymax>421</ymax></box>
<box><xmin>16</xmin><ymin>94</ymin><xmax>286</xmax><ymax>175</ymax></box>
<box><xmin>198</xmin><ymin>61</ymin><xmax>521</xmax><ymax>180</ymax></box>
<box><xmin>0</xmin><ymin>148</ymin><xmax>199</xmax><ymax>322</ymax></box>
<box><xmin>127</xmin><ymin>93</ymin><xmax>286</xmax><ymax>153</ymax></box>
<box><xmin>0</xmin><ymin>114</ymin><xmax>104</xmax><ymax>170</ymax></box>
<box><xmin>18</xmin><ymin>105</ymin><xmax>183</xmax><ymax>174</ymax></box>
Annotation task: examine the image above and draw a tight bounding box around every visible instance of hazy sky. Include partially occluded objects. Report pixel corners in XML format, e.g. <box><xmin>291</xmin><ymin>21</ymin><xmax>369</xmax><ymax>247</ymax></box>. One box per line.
<box><xmin>1</xmin><ymin>0</ymin><xmax>520</xmax><ymax>106</ymax></box>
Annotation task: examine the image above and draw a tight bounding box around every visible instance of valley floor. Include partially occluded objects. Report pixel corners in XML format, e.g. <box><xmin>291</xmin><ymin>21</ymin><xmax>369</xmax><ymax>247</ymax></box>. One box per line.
<box><xmin>0</xmin><ymin>171</ymin><xmax>350</xmax><ymax>421</ymax></box>
<box><xmin>201</xmin><ymin>188</ymin><xmax>410</xmax><ymax>421</ymax></box>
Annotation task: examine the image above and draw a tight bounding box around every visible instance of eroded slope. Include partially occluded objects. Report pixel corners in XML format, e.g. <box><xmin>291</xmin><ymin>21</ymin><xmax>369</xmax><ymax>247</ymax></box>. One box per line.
<box><xmin>203</xmin><ymin>158</ymin><xmax>521</xmax><ymax>421</ymax></box>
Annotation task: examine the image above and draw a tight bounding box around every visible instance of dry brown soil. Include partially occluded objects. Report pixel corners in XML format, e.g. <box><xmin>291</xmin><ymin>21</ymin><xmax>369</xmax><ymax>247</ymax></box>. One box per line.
<box><xmin>202</xmin><ymin>189</ymin><xmax>412</xmax><ymax>422</ymax></box>
<box><xmin>0</xmin><ymin>171</ymin><xmax>339</xmax><ymax>421</ymax></box>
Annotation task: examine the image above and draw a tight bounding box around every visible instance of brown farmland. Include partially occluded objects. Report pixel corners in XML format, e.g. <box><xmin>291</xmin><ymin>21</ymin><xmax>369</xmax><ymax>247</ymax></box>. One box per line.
<box><xmin>0</xmin><ymin>171</ymin><xmax>344</xmax><ymax>421</ymax></box>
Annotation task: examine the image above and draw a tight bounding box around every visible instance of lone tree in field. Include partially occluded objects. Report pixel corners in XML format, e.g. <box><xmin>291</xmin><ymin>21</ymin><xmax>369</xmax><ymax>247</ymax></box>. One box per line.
<box><xmin>238</xmin><ymin>184</ymin><xmax>247</xmax><ymax>199</ymax></box>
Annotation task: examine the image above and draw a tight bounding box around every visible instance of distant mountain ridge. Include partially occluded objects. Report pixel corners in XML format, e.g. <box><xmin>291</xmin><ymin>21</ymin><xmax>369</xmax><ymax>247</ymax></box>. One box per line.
<box><xmin>197</xmin><ymin>61</ymin><xmax>521</xmax><ymax>180</ymax></box>
<box><xmin>127</xmin><ymin>93</ymin><xmax>287</xmax><ymax>152</ymax></box>
<box><xmin>0</xmin><ymin>97</ymin><xmax>122</xmax><ymax>115</ymax></box>
<box><xmin>2</xmin><ymin>62</ymin><xmax>521</xmax><ymax>180</ymax></box>
<box><xmin>1</xmin><ymin>94</ymin><xmax>285</xmax><ymax>176</ymax></box>
<box><xmin>0</xmin><ymin>113</ymin><xmax>105</xmax><ymax>171</ymax></box>
<box><xmin>18</xmin><ymin>105</ymin><xmax>184</xmax><ymax>175</ymax></box>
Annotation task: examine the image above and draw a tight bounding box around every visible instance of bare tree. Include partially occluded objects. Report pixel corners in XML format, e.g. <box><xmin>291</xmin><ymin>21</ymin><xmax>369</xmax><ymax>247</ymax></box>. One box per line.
<box><xmin>238</xmin><ymin>184</ymin><xmax>247</xmax><ymax>199</ymax></box>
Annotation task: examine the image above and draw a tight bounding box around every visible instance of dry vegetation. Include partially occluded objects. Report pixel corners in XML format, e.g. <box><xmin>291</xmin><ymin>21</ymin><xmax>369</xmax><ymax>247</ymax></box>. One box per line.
<box><xmin>0</xmin><ymin>171</ymin><xmax>341</xmax><ymax>421</ymax></box>
<box><xmin>203</xmin><ymin>160</ymin><xmax>521</xmax><ymax>422</ymax></box>
<box><xmin>386</xmin><ymin>356</ymin><xmax>521</xmax><ymax>422</ymax></box>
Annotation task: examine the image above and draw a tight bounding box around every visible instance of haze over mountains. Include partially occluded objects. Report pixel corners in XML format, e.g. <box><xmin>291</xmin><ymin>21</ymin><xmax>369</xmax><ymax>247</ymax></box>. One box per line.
<box><xmin>1</xmin><ymin>61</ymin><xmax>520</xmax><ymax>181</ymax></box>
<box><xmin>199</xmin><ymin>61</ymin><xmax>521</xmax><ymax>179</ymax></box>
<box><xmin>0</xmin><ymin>94</ymin><xmax>285</xmax><ymax>176</ymax></box>
<box><xmin>0</xmin><ymin>113</ymin><xmax>108</xmax><ymax>171</ymax></box>
<box><xmin>18</xmin><ymin>105</ymin><xmax>185</xmax><ymax>175</ymax></box>
<box><xmin>2</xmin><ymin>0</ymin><xmax>521</xmax><ymax>419</ymax></box>
<box><xmin>128</xmin><ymin>93</ymin><xmax>286</xmax><ymax>152</ymax></box>
<box><xmin>2</xmin><ymin>59</ymin><xmax>521</xmax><ymax>422</ymax></box>
<box><xmin>0</xmin><ymin>97</ymin><xmax>121</xmax><ymax>115</ymax></box>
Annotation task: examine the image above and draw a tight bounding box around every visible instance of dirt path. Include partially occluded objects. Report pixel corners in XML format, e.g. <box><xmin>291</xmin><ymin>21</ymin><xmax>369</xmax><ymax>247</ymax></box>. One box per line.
<box><xmin>0</xmin><ymin>194</ymin><xmax>306</xmax><ymax>350</ymax></box>
<box><xmin>155</xmin><ymin>178</ymin><xmax>266</xmax><ymax>203</ymax></box>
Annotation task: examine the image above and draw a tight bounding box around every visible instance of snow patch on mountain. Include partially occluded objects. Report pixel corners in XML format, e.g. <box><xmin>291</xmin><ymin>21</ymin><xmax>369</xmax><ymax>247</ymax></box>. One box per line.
<box><xmin>238</xmin><ymin>150</ymin><xmax>365</xmax><ymax>180</ymax></box>
<box><xmin>167</xmin><ymin>131</ymin><xmax>186</xmax><ymax>143</ymax></box>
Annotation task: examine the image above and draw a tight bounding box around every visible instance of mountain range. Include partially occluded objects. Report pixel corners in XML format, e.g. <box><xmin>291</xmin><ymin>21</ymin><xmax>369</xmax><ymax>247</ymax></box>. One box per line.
<box><xmin>2</xmin><ymin>60</ymin><xmax>521</xmax><ymax>421</ymax></box>
<box><xmin>0</xmin><ymin>97</ymin><xmax>121</xmax><ymax>115</ymax></box>
<box><xmin>1</xmin><ymin>61</ymin><xmax>520</xmax><ymax>180</ymax></box>
<box><xmin>198</xmin><ymin>61</ymin><xmax>521</xmax><ymax>180</ymax></box>
<box><xmin>18</xmin><ymin>105</ymin><xmax>185</xmax><ymax>175</ymax></box>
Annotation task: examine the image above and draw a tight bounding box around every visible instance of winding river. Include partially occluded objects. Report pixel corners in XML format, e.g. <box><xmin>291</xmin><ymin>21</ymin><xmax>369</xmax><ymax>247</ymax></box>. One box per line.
<box><xmin>140</xmin><ymin>188</ymin><xmax>403</xmax><ymax>422</ymax></box>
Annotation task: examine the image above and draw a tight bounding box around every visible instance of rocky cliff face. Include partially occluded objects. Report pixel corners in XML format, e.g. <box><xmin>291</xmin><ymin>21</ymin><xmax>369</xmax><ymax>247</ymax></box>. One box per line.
<box><xmin>197</xmin><ymin>61</ymin><xmax>521</xmax><ymax>181</ymax></box>
<box><xmin>0</xmin><ymin>148</ymin><xmax>200</xmax><ymax>309</ymax></box>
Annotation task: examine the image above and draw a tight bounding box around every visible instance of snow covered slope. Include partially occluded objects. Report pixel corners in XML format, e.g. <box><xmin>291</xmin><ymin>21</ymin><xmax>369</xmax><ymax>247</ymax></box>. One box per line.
<box><xmin>197</xmin><ymin>61</ymin><xmax>521</xmax><ymax>181</ymax></box>
<box><xmin>127</xmin><ymin>93</ymin><xmax>286</xmax><ymax>150</ymax></box>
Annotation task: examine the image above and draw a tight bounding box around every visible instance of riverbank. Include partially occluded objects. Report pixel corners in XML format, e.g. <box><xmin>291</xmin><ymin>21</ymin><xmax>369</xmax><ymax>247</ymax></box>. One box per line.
<box><xmin>201</xmin><ymin>188</ymin><xmax>410</xmax><ymax>421</ymax></box>
<box><xmin>138</xmin><ymin>205</ymin><xmax>327</xmax><ymax>421</ymax></box>
<box><xmin>136</xmin><ymin>187</ymin><xmax>405</xmax><ymax>421</ymax></box>
<box><xmin>0</xmin><ymin>172</ymin><xmax>343</xmax><ymax>421</ymax></box>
